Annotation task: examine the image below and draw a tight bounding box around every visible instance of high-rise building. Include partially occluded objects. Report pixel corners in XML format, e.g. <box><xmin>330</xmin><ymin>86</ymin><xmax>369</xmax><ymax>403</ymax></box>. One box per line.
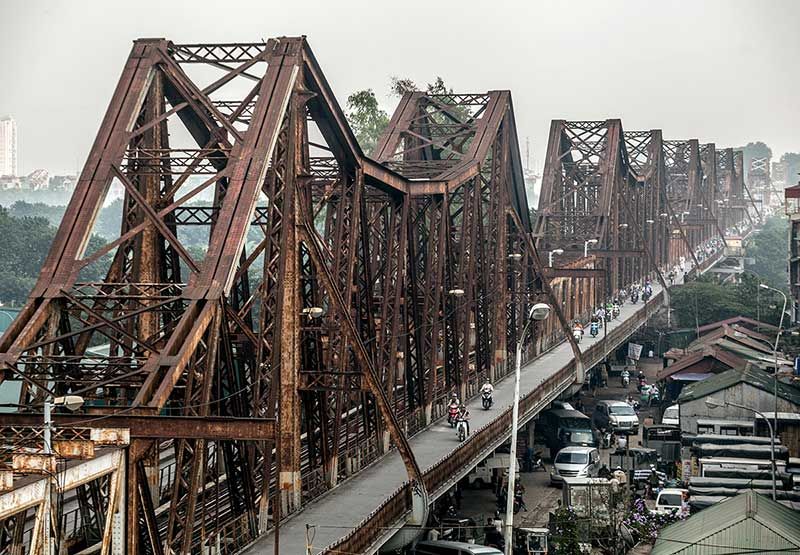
<box><xmin>0</xmin><ymin>116</ymin><xmax>18</xmax><ymax>177</ymax></box>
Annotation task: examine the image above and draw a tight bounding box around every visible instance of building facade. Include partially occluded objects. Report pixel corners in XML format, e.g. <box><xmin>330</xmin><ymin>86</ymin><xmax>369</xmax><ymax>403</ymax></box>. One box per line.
<box><xmin>0</xmin><ymin>116</ymin><xmax>18</xmax><ymax>177</ymax></box>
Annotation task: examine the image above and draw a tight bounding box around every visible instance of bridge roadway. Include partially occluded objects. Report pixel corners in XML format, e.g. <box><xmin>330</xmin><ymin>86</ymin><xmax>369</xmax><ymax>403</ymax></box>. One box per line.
<box><xmin>242</xmin><ymin>273</ymin><xmax>696</xmax><ymax>554</ymax></box>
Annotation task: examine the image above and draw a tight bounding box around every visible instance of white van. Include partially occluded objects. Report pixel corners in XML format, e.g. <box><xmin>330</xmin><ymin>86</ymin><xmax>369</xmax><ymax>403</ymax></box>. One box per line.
<box><xmin>414</xmin><ymin>540</ymin><xmax>503</xmax><ymax>555</ymax></box>
<box><xmin>466</xmin><ymin>453</ymin><xmax>519</xmax><ymax>488</ymax></box>
<box><xmin>661</xmin><ymin>404</ymin><xmax>679</xmax><ymax>426</ymax></box>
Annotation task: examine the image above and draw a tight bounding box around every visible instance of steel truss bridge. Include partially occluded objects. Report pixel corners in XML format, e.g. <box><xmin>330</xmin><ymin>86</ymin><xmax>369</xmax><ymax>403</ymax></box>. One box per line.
<box><xmin>0</xmin><ymin>37</ymin><xmax>759</xmax><ymax>555</ymax></box>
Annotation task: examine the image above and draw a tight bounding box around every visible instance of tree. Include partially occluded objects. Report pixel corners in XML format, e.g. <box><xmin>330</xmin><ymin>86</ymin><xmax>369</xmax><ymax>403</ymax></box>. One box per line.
<box><xmin>345</xmin><ymin>89</ymin><xmax>389</xmax><ymax>156</ymax></box>
<box><xmin>746</xmin><ymin>216</ymin><xmax>789</xmax><ymax>290</ymax></box>
<box><xmin>780</xmin><ymin>152</ymin><xmax>800</xmax><ymax>188</ymax></box>
<box><xmin>0</xmin><ymin>207</ymin><xmax>110</xmax><ymax>305</ymax></box>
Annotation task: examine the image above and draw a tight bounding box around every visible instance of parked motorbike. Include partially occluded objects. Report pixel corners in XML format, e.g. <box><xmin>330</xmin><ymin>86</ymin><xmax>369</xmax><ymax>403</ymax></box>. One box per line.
<box><xmin>590</xmin><ymin>322</ymin><xmax>599</xmax><ymax>337</ymax></box>
<box><xmin>482</xmin><ymin>391</ymin><xmax>493</xmax><ymax>410</ymax></box>
<box><xmin>601</xmin><ymin>428</ymin><xmax>612</xmax><ymax>449</ymax></box>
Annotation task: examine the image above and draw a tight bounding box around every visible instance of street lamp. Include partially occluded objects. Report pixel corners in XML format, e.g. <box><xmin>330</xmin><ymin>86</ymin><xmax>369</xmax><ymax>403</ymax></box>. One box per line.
<box><xmin>548</xmin><ymin>249</ymin><xmax>563</xmax><ymax>268</ymax></box>
<box><xmin>759</xmin><ymin>283</ymin><xmax>788</xmax><ymax>451</ymax></box>
<box><xmin>300</xmin><ymin>307</ymin><xmax>324</xmax><ymax>319</ymax></box>
<box><xmin>618</xmin><ymin>223</ymin><xmax>629</xmax><ymax>229</ymax></box>
<box><xmin>43</xmin><ymin>394</ymin><xmax>85</xmax><ymax>555</ymax></box>
<box><xmin>583</xmin><ymin>239</ymin><xmax>598</xmax><ymax>257</ymax></box>
<box><xmin>705</xmin><ymin>397</ymin><xmax>776</xmax><ymax>500</ymax></box>
<box><xmin>645</xmin><ymin>219</ymin><xmax>655</xmax><ymax>225</ymax></box>
<box><xmin>508</xmin><ymin>253</ymin><xmax>523</xmax><ymax>261</ymax></box>
<box><xmin>448</xmin><ymin>288</ymin><xmax>465</xmax><ymax>297</ymax></box>
<box><xmin>505</xmin><ymin>303</ymin><xmax>551</xmax><ymax>555</ymax></box>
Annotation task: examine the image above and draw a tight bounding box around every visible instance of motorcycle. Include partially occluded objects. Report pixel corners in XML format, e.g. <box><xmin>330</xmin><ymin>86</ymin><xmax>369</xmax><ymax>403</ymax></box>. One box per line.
<box><xmin>447</xmin><ymin>404</ymin><xmax>459</xmax><ymax>428</ymax></box>
<box><xmin>631</xmin><ymin>291</ymin><xmax>639</xmax><ymax>304</ymax></box>
<box><xmin>590</xmin><ymin>321</ymin><xmax>599</xmax><ymax>337</ymax></box>
<box><xmin>601</xmin><ymin>428</ymin><xmax>612</xmax><ymax>449</ymax></box>
<box><xmin>573</xmin><ymin>328</ymin><xmax>583</xmax><ymax>343</ymax></box>
<box><xmin>482</xmin><ymin>391</ymin><xmax>493</xmax><ymax>410</ymax></box>
<box><xmin>621</xmin><ymin>370</ymin><xmax>630</xmax><ymax>388</ymax></box>
<box><xmin>612</xmin><ymin>305</ymin><xmax>620</xmax><ymax>319</ymax></box>
<box><xmin>456</xmin><ymin>419</ymin><xmax>468</xmax><ymax>442</ymax></box>
<box><xmin>642</xmin><ymin>289</ymin><xmax>652</xmax><ymax>303</ymax></box>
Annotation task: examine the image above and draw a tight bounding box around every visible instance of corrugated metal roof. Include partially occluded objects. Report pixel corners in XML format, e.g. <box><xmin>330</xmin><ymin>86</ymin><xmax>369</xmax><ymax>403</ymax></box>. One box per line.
<box><xmin>678</xmin><ymin>366</ymin><xmax>800</xmax><ymax>406</ymax></box>
<box><xmin>652</xmin><ymin>491</ymin><xmax>800</xmax><ymax>555</ymax></box>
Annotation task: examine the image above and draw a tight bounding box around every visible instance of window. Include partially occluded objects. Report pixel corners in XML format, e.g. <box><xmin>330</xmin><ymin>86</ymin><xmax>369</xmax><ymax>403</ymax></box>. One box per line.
<box><xmin>609</xmin><ymin>404</ymin><xmax>635</xmax><ymax>416</ymax></box>
<box><xmin>719</xmin><ymin>427</ymin><xmax>738</xmax><ymax>436</ymax></box>
<box><xmin>697</xmin><ymin>424</ymin><xmax>714</xmax><ymax>434</ymax></box>
<box><xmin>556</xmin><ymin>451</ymin><xmax>589</xmax><ymax>464</ymax></box>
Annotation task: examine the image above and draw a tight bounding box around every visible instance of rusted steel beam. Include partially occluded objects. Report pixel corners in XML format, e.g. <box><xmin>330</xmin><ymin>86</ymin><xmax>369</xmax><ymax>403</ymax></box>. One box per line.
<box><xmin>0</xmin><ymin>414</ymin><xmax>275</xmax><ymax>440</ymax></box>
<box><xmin>543</xmin><ymin>268</ymin><xmax>607</xmax><ymax>278</ymax></box>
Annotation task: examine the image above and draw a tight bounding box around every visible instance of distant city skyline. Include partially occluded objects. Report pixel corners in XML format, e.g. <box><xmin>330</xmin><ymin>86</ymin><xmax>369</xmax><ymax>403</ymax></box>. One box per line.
<box><xmin>0</xmin><ymin>116</ymin><xmax>17</xmax><ymax>177</ymax></box>
<box><xmin>2</xmin><ymin>0</ymin><xmax>799</xmax><ymax>181</ymax></box>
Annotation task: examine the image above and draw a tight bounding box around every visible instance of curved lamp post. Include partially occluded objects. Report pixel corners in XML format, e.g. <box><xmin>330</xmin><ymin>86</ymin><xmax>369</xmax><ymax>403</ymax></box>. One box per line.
<box><xmin>504</xmin><ymin>303</ymin><xmax>551</xmax><ymax>554</ymax></box>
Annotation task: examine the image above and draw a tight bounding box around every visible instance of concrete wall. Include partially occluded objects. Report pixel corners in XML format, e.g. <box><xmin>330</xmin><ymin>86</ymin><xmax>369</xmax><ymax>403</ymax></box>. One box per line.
<box><xmin>679</xmin><ymin>382</ymin><xmax>799</xmax><ymax>435</ymax></box>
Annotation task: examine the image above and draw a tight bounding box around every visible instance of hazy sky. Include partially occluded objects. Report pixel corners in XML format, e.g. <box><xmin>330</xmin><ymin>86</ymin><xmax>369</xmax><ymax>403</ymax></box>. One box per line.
<box><xmin>1</xmin><ymin>0</ymin><xmax>798</xmax><ymax>175</ymax></box>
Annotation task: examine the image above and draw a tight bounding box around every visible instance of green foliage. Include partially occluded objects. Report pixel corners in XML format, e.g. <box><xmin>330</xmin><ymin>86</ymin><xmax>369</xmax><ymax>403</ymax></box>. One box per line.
<box><xmin>0</xmin><ymin>207</ymin><xmax>109</xmax><ymax>305</ymax></box>
<box><xmin>550</xmin><ymin>505</ymin><xmax>583</xmax><ymax>554</ymax></box>
<box><xmin>345</xmin><ymin>89</ymin><xmax>389</xmax><ymax>156</ymax></box>
<box><xmin>747</xmin><ymin>216</ymin><xmax>789</xmax><ymax>290</ymax></box>
<box><xmin>781</xmin><ymin>152</ymin><xmax>800</xmax><ymax>187</ymax></box>
<box><xmin>670</xmin><ymin>274</ymin><xmax>782</xmax><ymax>329</ymax></box>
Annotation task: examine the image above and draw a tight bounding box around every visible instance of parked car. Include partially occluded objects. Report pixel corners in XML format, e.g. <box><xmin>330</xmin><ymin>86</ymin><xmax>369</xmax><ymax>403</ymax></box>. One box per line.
<box><xmin>413</xmin><ymin>540</ymin><xmax>502</xmax><ymax>555</ymax></box>
<box><xmin>661</xmin><ymin>404</ymin><xmax>679</xmax><ymax>426</ymax></box>
<box><xmin>592</xmin><ymin>400</ymin><xmax>639</xmax><ymax>435</ymax></box>
<box><xmin>539</xmin><ymin>408</ymin><xmax>596</xmax><ymax>458</ymax></box>
<box><xmin>550</xmin><ymin>446</ymin><xmax>601</xmax><ymax>486</ymax></box>
<box><xmin>652</xmin><ymin>488</ymin><xmax>688</xmax><ymax>516</ymax></box>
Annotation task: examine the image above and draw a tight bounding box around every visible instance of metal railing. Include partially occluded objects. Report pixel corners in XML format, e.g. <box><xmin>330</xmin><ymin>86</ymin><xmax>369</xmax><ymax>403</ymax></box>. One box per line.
<box><xmin>320</xmin><ymin>290</ymin><xmax>668</xmax><ymax>555</ymax></box>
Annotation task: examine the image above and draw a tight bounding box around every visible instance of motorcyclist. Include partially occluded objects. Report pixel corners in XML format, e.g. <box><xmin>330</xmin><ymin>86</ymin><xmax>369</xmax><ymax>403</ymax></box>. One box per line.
<box><xmin>481</xmin><ymin>380</ymin><xmax>494</xmax><ymax>408</ymax></box>
<box><xmin>448</xmin><ymin>395</ymin><xmax>460</xmax><ymax>426</ymax></box>
<box><xmin>572</xmin><ymin>320</ymin><xmax>584</xmax><ymax>335</ymax></box>
<box><xmin>595</xmin><ymin>306</ymin><xmax>606</xmax><ymax>322</ymax></box>
<box><xmin>456</xmin><ymin>404</ymin><xmax>470</xmax><ymax>436</ymax></box>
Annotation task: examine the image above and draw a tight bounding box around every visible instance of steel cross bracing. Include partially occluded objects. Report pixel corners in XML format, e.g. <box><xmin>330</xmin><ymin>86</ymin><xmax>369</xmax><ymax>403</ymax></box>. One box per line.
<box><xmin>0</xmin><ymin>37</ymin><xmax>583</xmax><ymax>555</ymax></box>
<box><xmin>536</xmin><ymin>120</ymin><xmax>753</xmax><ymax>300</ymax></box>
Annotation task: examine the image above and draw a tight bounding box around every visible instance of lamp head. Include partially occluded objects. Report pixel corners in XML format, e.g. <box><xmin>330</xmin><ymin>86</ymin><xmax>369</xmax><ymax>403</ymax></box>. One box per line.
<box><xmin>529</xmin><ymin>303</ymin><xmax>552</xmax><ymax>321</ymax></box>
<box><xmin>448</xmin><ymin>288</ymin><xmax>465</xmax><ymax>297</ymax></box>
<box><xmin>301</xmin><ymin>307</ymin><xmax>324</xmax><ymax>319</ymax></box>
<box><xmin>552</xmin><ymin>249</ymin><xmax>564</xmax><ymax>255</ymax></box>
<box><xmin>53</xmin><ymin>395</ymin><xmax>85</xmax><ymax>412</ymax></box>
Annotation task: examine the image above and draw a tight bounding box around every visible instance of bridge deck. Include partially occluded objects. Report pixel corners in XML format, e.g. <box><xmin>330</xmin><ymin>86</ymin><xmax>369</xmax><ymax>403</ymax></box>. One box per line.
<box><xmin>242</xmin><ymin>279</ymin><xmax>676</xmax><ymax>554</ymax></box>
